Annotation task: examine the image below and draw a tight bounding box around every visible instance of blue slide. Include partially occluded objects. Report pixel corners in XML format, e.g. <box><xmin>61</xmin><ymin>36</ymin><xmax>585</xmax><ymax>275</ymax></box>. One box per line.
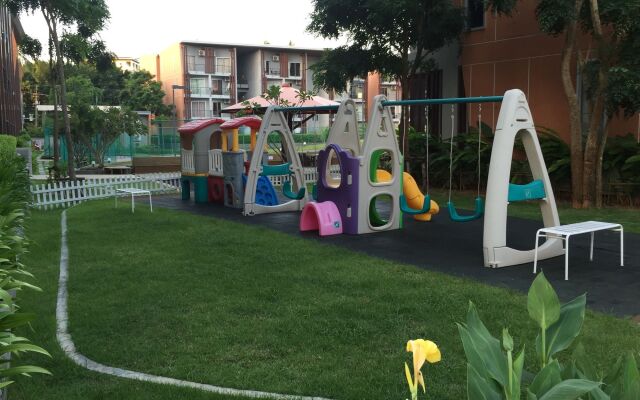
<box><xmin>242</xmin><ymin>175</ymin><xmax>279</xmax><ymax>206</ymax></box>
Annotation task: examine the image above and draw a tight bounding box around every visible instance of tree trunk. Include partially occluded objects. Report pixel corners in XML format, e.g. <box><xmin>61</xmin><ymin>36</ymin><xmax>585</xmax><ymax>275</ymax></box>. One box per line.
<box><xmin>53</xmin><ymin>85</ymin><xmax>60</xmax><ymax>169</ymax></box>
<box><xmin>595</xmin><ymin>122</ymin><xmax>609</xmax><ymax>208</ymax></box>
<box><xmin>581</xmin><ymin>90</ymin><xmax>606</xmax><ymax>208</ymax></box>
<box><xmin>561</xmin><ymin>0</ymin><xmax>585</xmax><ymax>208</ymax></box>
<box><xmin>43</xmin><ymin>10</ymin><xmax>76</xmax><ymax>179</ymax></box>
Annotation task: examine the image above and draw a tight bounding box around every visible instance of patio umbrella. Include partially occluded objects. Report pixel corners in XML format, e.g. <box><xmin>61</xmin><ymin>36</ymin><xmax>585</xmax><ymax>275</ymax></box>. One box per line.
<box><xmin>221</xmin><ymin>83</ymin><xmax>339</xmax><ymax>115</ymax></box>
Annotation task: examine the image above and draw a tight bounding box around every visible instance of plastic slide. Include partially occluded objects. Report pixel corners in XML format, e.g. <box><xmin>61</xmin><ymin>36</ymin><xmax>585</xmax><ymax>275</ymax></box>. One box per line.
<box><xmin>299</xmin><ymin>201</ymin><xmax>343</xmax><ymax>236</ymax></box>
<box><xmin>242</xmin><ymin>175</ymin><xmax>279</xmax><ymax>206</ymax></box>
<box><xmin>402</xmin><ymin>172</ymin><xmax>439</xmax><ymax>221</ymax></box>
<box><xmin>374</xmin><ymin>170</ymin><xmax>439</xmax><ymax>221</ymax></box>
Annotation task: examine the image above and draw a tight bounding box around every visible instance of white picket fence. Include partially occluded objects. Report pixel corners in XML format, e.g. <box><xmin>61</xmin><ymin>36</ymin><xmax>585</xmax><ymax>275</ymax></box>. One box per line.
<box><xmin>31</xmin><ymin>173</ymin><xmax>181</xmax><ymax>210</ymax></box>
<box><xmin>267</xmin><ymin>166</ymin><xmax>340</xmax><ymax>186</ymax></box>
<box><xmin>30</xmin><ymin>167</ymin><xmax>339</xmax><ymax>209</ymax></box>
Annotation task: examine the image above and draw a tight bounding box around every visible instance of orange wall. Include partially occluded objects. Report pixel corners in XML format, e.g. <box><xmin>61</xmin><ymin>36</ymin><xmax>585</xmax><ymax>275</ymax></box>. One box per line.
<box><xmin>460</xmin><ymin>3</ymin><xmax>638</xmax><ymax>140</ymax></box>
<box><xmin>140</xmin><ymin>43</ymin><xmax>185</xmax><ymax>120</ymax></box>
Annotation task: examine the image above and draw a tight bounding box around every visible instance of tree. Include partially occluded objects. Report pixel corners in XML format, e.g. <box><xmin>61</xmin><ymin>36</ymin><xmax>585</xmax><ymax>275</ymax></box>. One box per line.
<box><xmin>66</xmin><ymin>75</ymin><xmax>146</xmax><ymax>166</ymax></box>
<box><xmin>487</xmin><ymin>0</ymin><xmax>640</xmax><ymax>208</ymax></box>
<box><xmin>307</xmin><ymin>0</ymin><xmax>465</xmax><ymax>164</ymax></box>
<box><xmin>3</xmin><ymin>0</ymin><xmax>110</xmax><ymax>179</ymax></box>
<box><xmin>120</xmin><ymin>71</ymin><xmax>172</xmax><ymax>116</ymax></box>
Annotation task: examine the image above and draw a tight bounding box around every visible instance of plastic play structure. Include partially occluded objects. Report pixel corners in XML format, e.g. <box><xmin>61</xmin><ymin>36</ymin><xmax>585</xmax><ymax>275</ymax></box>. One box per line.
<box><xmin>301</xmin><ymin>97</ymin><xmax>437</xmax><ymax>235</ymax></box>
<box><xmin>178</xmin><ymin>118</ymin><xmax>225</xmax><ymax>203</ymax></box>
<box><xmin>178</xmin><ymin>116</ymin><xmax>279</xmax><ymax>208</ymax></box>
<box><xmin>243</xmin><ymin>106</ymin><xmax>308</xmax><ymax>216</ymax></box>
<box><xmin>483</xmin><ymin>89</ymin><xmax>563</xmax><ymax>267</ymax></box>
<box><xmin>179</xmin><ymin>88</ymin><xmax>565</xmax><ymax>268</ymax></box>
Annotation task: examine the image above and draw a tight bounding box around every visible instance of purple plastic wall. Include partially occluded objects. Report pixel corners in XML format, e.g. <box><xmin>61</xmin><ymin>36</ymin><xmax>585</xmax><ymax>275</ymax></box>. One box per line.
<box><xmin>317</xmin><ymin>144</ymin><xmax>360</xmax><ymax>234</ymax></box>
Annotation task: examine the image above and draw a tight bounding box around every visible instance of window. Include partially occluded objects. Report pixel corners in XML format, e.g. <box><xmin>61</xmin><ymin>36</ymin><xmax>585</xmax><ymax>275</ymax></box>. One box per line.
<box><xmin>212</xmin><ymin>102</ymin><xmax>222</xmax><ymax>117</ymax></box>
<box><xmin>265</xmin><ymin>60</ymin><xmax>280</xmax><ymax>76</ymax></box>
<box><xmin>289</xmin><ymin>62</ymin><xmax>301</xmax><ymax>77</ymax></box>
<box><xmin>381</xmin><ymin>87</ymin><xmax>388</xmax><ymax>97</ymax></box>
<box><xmin>191</xmin><ymin>101</ymin><xmax>209</xmax><ymax>119</ymax></box>
<box><xmin>211</xmin><ymin>79</ymin><xmax>222</xmax><ymax>95</ymax></box>
<box><xmin>467</xmin><ymin>0</ymin><xmax>485</xmax><ymax>29</ymax></box>
<box><xmin>216</xmin><ymin>57</ymin><xmax>231</xmax><ymax>74</ymax></box>
<box><xmin>190</xmin><ymin>78</ymin><xmax>207</xmax><ymax>96</ymax></box>
<box><xmin>187</xmin><ymin>55</ymin><xmax>205</xmax><ymax>72</ymax></box>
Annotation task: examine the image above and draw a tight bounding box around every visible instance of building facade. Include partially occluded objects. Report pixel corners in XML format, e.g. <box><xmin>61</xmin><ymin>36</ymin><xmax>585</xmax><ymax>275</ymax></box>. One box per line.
<box><xmin>0</xmin><ymin>7</ymin><xmax>24</xmax><ymax>135</ymax></box>
<box><xmin>141</xmin><ymin>42</ymin><xmax>329</xmax><ymax>121</ymax></box>
<box><xmin>115</xmin><ymin>57</ymin><xmax>140</xmax><ymax>72</ymax></box>
<box><xmin>422</xmin><ymin>0</ymin><xmax>639</xmax><ymax>141</ymax></box>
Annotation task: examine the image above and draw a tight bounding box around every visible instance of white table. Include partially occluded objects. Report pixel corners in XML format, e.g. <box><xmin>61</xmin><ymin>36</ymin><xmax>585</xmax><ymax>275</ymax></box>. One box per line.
<box><xmin>534</xmin><ymin>221</ymin><xmax>623</xmax><ymax>280</ymax></box>
<box><xmin>114</xmin><ymin>188</ymin><xmax>153</xmax><ymax>213</ymax></box>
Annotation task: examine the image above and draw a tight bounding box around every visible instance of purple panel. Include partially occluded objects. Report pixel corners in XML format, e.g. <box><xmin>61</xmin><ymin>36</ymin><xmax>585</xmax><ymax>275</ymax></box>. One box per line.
<box><xmin>317</xmin><ymin>144</ymin><xmax>360</xmax><ymax>234</ymax></box>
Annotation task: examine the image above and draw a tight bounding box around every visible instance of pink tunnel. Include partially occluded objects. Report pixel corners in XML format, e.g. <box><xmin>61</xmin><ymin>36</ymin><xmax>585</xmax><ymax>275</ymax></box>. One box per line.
<box><xmin>299</xmin><ymin>201</ymin><xmax>343</xmax><ymax>236</ymax></box>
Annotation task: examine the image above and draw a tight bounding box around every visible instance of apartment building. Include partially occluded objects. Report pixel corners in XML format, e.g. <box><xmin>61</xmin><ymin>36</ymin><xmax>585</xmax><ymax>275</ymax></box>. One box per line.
<box><xmin>115</xmin><ymin>56</ymin><xmax>140</xmax><ymax>72</ymax></box>
<box><xmin>140</xmin><ymin>42</ymin><xmax>327</xmax><ymax>121</ymax></box>
<box><xmin>0</xmin><ymin>7</ymin><xmax>24</xmax><ymax>135</ymax></box>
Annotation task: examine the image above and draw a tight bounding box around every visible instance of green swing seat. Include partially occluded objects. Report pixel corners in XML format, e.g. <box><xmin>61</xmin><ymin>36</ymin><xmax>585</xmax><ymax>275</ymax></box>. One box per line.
<box><xmin>260</xmin><ymin>162</ymin><xmax>305</xmax><ymax>200</ymax></box>
<box><xmin>508</xmin><ymin>179</ymin><xmax>546</xmax><ymax>202</ymax></box>
<box><xmin>399</xmin><ymin>194</ymin><xmax>432</xmax><ymax>215</ymax></box>
<box><xmin>447</xmin><ymin>197</ymin><xmax>484</xmax><ymax>222</ymax></box>
<box><xmin>282</xmin><ymin>180</ymin><xmax>305</xmax><ymax>200</ymax></box>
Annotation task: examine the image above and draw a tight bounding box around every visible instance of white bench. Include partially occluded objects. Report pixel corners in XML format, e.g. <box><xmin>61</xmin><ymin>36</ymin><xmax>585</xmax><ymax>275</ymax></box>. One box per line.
<box><xmin>533</xmin><ymin>221</ymin><xmax>623</xmax><ymax>280</ymax></box>
<box><xmin>114</xmin><ymin>188</ymin><xmax>153</xmax><ymax>213</ymax></box>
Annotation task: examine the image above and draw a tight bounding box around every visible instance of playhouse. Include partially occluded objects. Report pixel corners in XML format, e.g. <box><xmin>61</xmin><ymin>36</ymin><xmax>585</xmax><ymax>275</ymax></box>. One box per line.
<box><xmin>178</xmin><ymin>118</ymin><xmax>225</xmax><ymax>203</ymax></box>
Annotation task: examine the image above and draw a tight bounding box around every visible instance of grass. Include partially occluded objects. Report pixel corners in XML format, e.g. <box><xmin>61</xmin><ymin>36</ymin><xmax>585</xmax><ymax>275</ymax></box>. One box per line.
<box><xmin>11</xmin><ymin>201</ymin><xmax>640</xmax><ymax>399</ymax></box>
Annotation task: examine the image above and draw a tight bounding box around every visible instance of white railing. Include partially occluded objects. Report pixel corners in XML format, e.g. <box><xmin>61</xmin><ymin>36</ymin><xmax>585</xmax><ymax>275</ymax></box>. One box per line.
<box><xmin>30</xmin><ymin>173</ymin><xmax>181</xmax><ymax>210</ymax></box>
<box><xmin>266</xmin><ymin>166</ymin><xmax>340</xmax><ymax>186</ymax></box>
<box><xmin>181</xmin><ymin>149</ymin><xmax>195</xmax><ymax>173</ymax></box>
<box><xmin>209</xmin><ymin>149</ymin><xmax>224</xmax><ymax>176</ymax></box>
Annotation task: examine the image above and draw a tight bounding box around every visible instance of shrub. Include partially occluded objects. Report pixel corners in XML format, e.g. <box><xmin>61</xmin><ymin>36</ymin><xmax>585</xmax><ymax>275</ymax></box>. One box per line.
<box><xmin>0</xmin><ymin>135</ymin><xmax>17</xmax><ymax>161</ymax></box>
<box><xmin>0</xmin><ymin>153</ymin><xmax>51</xmax><ymax>389</ymax></box>
<box><xmin>16</xmin><ymin>133</ymin><xmax>31</xmax><ymax>148</ymax></box>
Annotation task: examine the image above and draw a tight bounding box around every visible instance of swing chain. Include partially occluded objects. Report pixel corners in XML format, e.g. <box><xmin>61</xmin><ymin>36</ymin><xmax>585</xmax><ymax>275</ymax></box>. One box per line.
<box><xmin>448</xmin><ymin>104</ymin><xmax>455</xmax><ymax>204</ymax></box>
<box><xmin>477</xmin><ymin>103</ymin><xmax>482</xmax><ymax>197</ymax></box>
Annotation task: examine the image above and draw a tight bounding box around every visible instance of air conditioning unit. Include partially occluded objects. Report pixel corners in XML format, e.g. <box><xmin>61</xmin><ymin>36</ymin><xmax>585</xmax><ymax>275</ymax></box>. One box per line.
<box><xmin>272</xmin><ymin>55</ymin><xmax>280</xmax><ymax>62</ymax></box>
<box><xmin>198</xmin><ymin>49</ymin><xmax>206</xmax><ymax>56</ymax></box>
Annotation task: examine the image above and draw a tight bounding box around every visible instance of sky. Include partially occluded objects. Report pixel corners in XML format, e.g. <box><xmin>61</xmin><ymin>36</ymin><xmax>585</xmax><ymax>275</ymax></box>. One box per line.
<box><xmin>19</xmin><ymin>0</ymin><xmax>342</xmax><ymax>58</ymax></box>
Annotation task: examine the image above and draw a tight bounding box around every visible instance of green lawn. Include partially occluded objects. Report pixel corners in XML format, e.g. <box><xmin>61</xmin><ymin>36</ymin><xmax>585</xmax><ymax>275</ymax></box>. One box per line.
<box><xmin>11</xmin><ymin>201</ymin><xmax>640</xmax><ymax>399</ymax></box>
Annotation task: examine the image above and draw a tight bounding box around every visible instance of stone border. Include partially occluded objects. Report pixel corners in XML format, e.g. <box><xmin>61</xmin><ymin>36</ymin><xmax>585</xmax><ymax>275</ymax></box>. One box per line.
<box><xmin>56</xmin><ymin>210</ymin><xmax>333</xmax><ymax>400</ymax></box>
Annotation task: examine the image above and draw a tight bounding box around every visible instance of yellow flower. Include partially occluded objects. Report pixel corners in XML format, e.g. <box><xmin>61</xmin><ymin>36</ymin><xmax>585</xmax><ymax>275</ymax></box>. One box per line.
<box><xmin>405</xmin><ymin>339</ymin><xmax>441</xmax><ymax>397</ymax></box>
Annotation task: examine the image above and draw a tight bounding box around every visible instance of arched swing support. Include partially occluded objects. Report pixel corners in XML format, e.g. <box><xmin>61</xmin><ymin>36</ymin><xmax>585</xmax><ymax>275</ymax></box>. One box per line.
<box><xmin>483</xmin><ymin>89</ymin><xmax>564</xmax><ymax>268</ymax></box>
<box><xmin>243</xmin><ymin>107</ymin><xmax>308</xmax><ymax>216</ymax></box>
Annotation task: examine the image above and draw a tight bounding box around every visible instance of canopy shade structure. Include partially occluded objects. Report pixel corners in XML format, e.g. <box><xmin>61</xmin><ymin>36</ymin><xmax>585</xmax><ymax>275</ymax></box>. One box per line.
<box><xmin>221</xmin><ymin>83</ymin><xmax>339</xmax><ymax>115</ymax></box>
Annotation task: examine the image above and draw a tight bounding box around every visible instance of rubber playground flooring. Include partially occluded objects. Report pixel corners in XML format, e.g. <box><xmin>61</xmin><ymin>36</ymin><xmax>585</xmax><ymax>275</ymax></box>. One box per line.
<box><xmin>153</xmin><ymin>195</ymin><xmax>640</xmax><ymax>318</ymax></box>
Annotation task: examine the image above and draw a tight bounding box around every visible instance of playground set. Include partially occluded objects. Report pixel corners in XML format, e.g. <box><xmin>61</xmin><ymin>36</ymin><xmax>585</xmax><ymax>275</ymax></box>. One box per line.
<box><xmin>178</xmin><ymin>89</ymin><xmax>570</xmax><ymax>269</ymax></box>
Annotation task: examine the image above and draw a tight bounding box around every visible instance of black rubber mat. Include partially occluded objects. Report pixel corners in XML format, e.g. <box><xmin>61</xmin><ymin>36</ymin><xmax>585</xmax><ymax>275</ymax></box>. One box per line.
<box><xmin>152</xmin><ymin>195</ymin><xmax>640</xmax><ymax>317</ymax></box>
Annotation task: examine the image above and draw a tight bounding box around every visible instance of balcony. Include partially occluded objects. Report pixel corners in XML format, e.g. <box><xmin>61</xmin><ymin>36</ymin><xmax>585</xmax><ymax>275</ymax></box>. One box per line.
<box><xmin>190</xmin><ymin>86</ymin><xmax>231</xmax><ymax>98</ymax></box>
<box><xmin>265</xmin><ymin>68</ymin><xmax>281</xmax><ymax>78</ymax></box>
<box><xmin>190</xmin><ymin>109</ymin><xmax>215</xmax><ymax>119</ymax></box>
<box><xmin>181</xmin><ymin>149</ymin><xmax>195</xmax><ymax>174</ymax></box>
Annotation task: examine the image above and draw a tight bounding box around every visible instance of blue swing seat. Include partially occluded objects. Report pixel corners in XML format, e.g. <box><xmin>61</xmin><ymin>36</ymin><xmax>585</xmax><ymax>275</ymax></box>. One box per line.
<box><xmin>447</xmin><ymin>197</ymin><xmax>484</xmax><ymax>222</ymax></box>
<box><xmin>508</xmin><ymin>179</ymin><xmax>546</xmax><ymax>202</ymax></box>
<box><xmin>400</xmin><ymin>194</ymin><xmax>432</xmax><ymax>215</ymax></box>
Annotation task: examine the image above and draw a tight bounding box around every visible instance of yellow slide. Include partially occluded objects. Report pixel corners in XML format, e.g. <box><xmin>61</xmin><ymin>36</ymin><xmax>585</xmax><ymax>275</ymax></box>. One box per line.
<box><xmin>375</xmin><ymin>170</ymin><xmax>439</xmax><ymax>221</ymax></box>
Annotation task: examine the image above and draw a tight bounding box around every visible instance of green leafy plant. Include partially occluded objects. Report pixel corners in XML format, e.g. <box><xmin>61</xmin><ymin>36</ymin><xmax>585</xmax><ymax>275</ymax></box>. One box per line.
<box><xmin>0</xmin><ymin>153</ymin><xmax>51</xmax><ymax>389</ymax></box>
<box><xmin>0</xmin><ymin>135</ymin><xmax>17</xmax><ymax>160</ymax></box>
<box><xmin>457</xmin><ymin>272</ymin><xmax>639</xmax><ymax>399</ymax></box>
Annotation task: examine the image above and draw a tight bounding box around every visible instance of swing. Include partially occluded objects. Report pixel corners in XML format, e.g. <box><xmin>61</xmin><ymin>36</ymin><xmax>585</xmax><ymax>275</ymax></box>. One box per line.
<box><xmin>399</xmin><ymin>102</ymin><xmax>432</xmax><ymax>215</ymax></box>
<box><xmin>260</xmin><ymin>162</ymin><xmax>306</xmax><ymax>200</ymax></box>
<box><xmin>446</xmin><ymin>104</ymin><xmax>484</xmax><ymax>222</ymax></box>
